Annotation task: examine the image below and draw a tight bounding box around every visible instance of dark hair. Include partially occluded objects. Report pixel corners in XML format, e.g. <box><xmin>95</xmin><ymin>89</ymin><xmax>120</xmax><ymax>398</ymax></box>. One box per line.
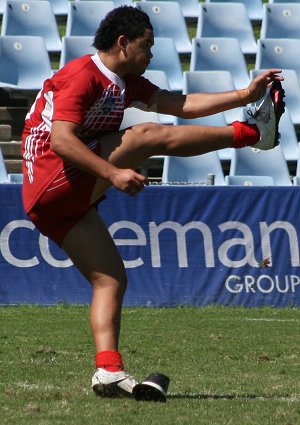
<box><xmin>93</xmin><ymin>6</ymin><xmax>153</xmax><ymax>51</ymax></box>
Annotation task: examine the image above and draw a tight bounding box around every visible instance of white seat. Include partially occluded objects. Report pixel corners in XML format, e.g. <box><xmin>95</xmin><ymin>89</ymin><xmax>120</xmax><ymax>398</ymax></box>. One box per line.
<box><xmin>255</xmin><ymin>38</ymin><xmax>300</xmax><ymax>81</ymax></box>
<box><xmin>1</xmin><ymin>0</ymin><xmax>62</xmax><ymax>52</ymax></box>
<box><xmin>197</xmin><ymin>3</ymin><xmax>257</xmax><ymax>55</ymax></box>
<box><xmin>144</xmin><ymin>0</ymin><xmax>199</xmax><ymax>19</ymax></box>
<box><xmin>183</xmin><ymin>70</ymin><xmax>244</xmax><ymax>123</ymax></box>
<box><xmin>162</xmin><ymin>152</ymin><xmax>226</xmax><ymax>185</ymax></box>
<box><xmin>65</xmin><ymin>1</ymin><xmax>115</xmax><ymax>36</ymax></box>
<box><xmin>226</xmin><ymin>175</ymin><xmax>275</xmax><ymax>186</ymax></box>
<box><xmin>0</xmin><ymin>148</ymin><xmax>9</xmax><ymax>183</ymax></box>
<box><xmin>205</xmin><ymin>0</ymin><xmax>263</xmax><ymax>22</ymax></box>
<box><xmin>147</xmin><ymin>37</ymin><xmax>183</xmax><ymax>92</ymax></box>
<box><xmin>292</xmin><ymin>144</ymin><xmax>300</xmax><ymax>185</ymax></box>
<box><xmin>190</xmin><ymin>37</ymin><xmax>250</xmax><ymax>89</ymax></box>
<box><xmin>229</xmin><ymin>146</ymin><xmax>292</xmax><ymax>186</ymax></box>
<box><xmin>59</xmin><ymin>36</ymin><xmax>96</xmax><ymax>68</ymax></box>
<box><xmin>135</xmin><ymin>1</ymin><xmax>192</xmax><ymax>54</ymax></box>
<box><xmin>260</xmin><ymin>3</ymin><xmax>300</xmax><ymax>40</ymax></box>
<box><xmin>0</xmin><ymin>36</ymin><xmax>53</xmax><ymax>90</ymax></box>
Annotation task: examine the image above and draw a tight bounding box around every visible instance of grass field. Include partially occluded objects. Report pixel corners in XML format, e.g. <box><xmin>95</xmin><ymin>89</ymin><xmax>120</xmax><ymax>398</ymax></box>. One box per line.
<box><xmin>1</xmin><ymin>305</ymin><xmax>300</xmax><ymax>425</ymax></box>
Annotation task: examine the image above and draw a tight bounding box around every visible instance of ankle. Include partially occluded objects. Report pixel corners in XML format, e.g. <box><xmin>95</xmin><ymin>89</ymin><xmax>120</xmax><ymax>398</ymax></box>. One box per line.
<box><xmin>231</xmin><ymin>121</ymin><xmax>260</xmax><ymax>148</ymax></box>
<box><xmin>96</xmin><ymin>350</ymin><xmax>124</xmax><ymax>372</ymax></box>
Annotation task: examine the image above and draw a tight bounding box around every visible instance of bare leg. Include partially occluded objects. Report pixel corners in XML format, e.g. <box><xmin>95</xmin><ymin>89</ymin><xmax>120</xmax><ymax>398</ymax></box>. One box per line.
<box><xmin>91</xmin><ymin>122</ymin><xmax>234</xmax><ymax>202</ymax></box>
<box><xmin>61</xmin><ymin>208</ymin><xmax>126</xmax><ymax>353</ymax></box>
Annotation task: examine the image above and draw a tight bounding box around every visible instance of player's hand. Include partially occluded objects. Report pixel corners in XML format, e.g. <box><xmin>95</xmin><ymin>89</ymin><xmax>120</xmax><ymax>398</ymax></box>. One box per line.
<box><xmin>247</xmin><ymin>69</ymin><xmax>284</xmax><ymax>103</ymax></box>
<box><xmin>109</xmin><ymin>168</ymin><xmax>148</xmax><ymax>196</ymax></box>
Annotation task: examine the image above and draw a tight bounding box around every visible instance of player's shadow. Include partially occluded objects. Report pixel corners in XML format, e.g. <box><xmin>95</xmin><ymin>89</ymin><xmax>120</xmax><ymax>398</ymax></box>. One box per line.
<box><xmin>168</xmin><ymin>393</ymin><xmax>263</xmax><ymax>400</ymax></box>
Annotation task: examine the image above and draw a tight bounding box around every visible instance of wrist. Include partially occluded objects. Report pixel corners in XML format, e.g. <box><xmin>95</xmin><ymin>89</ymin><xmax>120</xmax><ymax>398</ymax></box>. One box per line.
<box><xmin>236</xmin><ymin>88</ymin><xmax>253</xmax><ymax>106</ymax></box>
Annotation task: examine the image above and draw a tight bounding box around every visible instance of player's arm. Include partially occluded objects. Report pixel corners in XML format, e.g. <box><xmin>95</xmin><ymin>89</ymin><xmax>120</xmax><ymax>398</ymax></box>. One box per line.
<box><xmin>154</xmin><ymin>69</ymin><xmax>283</xmax><ymax>118</ymax></box>
<box><xmin>50</xmin><ymin>120</ymin><xmax>146</xmax><ymax>195</ymax></box>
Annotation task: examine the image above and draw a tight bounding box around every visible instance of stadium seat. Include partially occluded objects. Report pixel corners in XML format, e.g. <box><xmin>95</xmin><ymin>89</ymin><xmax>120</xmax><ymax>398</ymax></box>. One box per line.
<box><xmin>175</xmin><ymin>115</ymin><xmax>233</xmax><ymax>161</ymax></box>
<box><xmin>135</xmin><ymin>2</ymin><xmax>192</xmax><ymax>54</ymax></box>
<box><xmin>120</xmin><ymin>107</ymin><xmax>161</xmax><ymax>130</ymax></box>
<box><xmin>190</xmin><ymin>37</ymin><xmax>250</xmax><ymax>89</ymax></box>
<box><xmin>0</xmin><ymin>148</ymin><xmax>9</xmax><ymax>183</ymax></box>
<box><xmin>225</xmin><ymin>175</ymin><xmax>275</xmax><ymax>186</ymax></box>
<box><xmin>292</xmin><ymin>145</ymin><xmax>300</xmax><ymax>186</ymax></box>
<box><xmin>162</xmin><ymin>152</ymin><xmax>226</xmax><ymax>185</ymax></box>
<box><xmin>1</xmin><ymin>0</ymin><xmax>62</xmax><ymax>52</ymax></box>
<box><xmin>49</xmin><ymin>0</ymin><xmax>69</xmax><ymax>15</ymax></box>
<box><xmin>260</xmin><ymin>3</ymin><xmax>300</xmax><ymax>40</ymax></box>
<box><xmin>269</xmin><ymin>0</ymin><xmax>300</xmax><ymax>3</ymax></box>
<box><xmin>78</xmin><ymin>0</ymin><xmax>134</xmax><ymax>5</ymax></box>
<box><xmin>205</xmin><ymin>0</ymin><xmax>263</xmax><ymax>22</ymax></box>
<box><xmin>8</xmin><ymin>173</ymin><xmax>24</xmax><ymax>183</ymax></box>
<box><xmin>0</xmin><ymin>0</ymin><xmax>5</xmax><ymax>14</ymax></box>
<box><xmin>147</xmin><ymin>37</ymin><xmax>183</xmax><ymax>92</ymax></box>
<box><xmin>59</xmin><ymin>36</ymin><xmax>96</xmax><ymax>68</ymax></box>
<box><xmin>250</xmin><ymin>68</ymin><xmax>300</xmax><ymax>126</ymax></box>
<box><xmin>144</xmin><ymin>0</ymin><xmax>200</xmax><ymax>19</ymax></box>
<box><xmin>255</xmin><ymin>39</ymin><xmax>300</xmax><ymax>80</ymax></box>
<box><xmin>143</xmin><ymin>70</ymin><xmax>175</xmax><ymax>124</ymax></box>
<box><xmin>183</xmin><ymin>70</ymin><xmax>244</xmax><ymax>124</ymax></box>
<box><xmin>0</xmin><ymin>36</ymin><xmax>53</xmax><ymax>90</ymax></box>
<box><xmin>65</xmin><ymin>1</ymin><xmax>115</xmax><ymax>36</ymax></box>
<box><xmin>196</xmin><ymin>3</ymin><xmax>257</xmax><ymax>55</ymax></box>
<box><xmin>275</xmin><ymin>108</ymin><xmax>299</xmax><ymax>161</ymax></box>
<box><xmin>229</xmin><ymin>146</ymin><xmax>292</xmax><ymax>186</ymax></box>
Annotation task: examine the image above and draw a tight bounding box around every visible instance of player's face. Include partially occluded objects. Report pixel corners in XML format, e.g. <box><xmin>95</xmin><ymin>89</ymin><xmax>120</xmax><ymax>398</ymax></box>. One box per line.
<box><xmin>125</xmin><ymin>29</ymin><xmax>154</xmax><ymax>75</ymax></box>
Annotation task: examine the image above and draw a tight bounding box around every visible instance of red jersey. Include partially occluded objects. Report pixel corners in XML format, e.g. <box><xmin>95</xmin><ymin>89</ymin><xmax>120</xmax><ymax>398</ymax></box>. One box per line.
<box><xmin>22</xmin><ymin>54</ymin><xmax>158</xmax><ymax>212</ymax></box>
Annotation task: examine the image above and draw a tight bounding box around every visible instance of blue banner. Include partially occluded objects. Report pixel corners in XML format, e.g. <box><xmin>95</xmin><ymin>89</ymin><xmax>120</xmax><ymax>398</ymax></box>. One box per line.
<box><xmin>1</xmin><ymin>184</ymin><xmax>300</xmax><ymax>306</ymax></box>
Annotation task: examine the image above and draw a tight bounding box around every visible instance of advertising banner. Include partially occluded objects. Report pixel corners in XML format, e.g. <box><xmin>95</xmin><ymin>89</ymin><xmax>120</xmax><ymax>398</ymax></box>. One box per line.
<box><xmin>1</xmin><ymin>184</ymin><xmax>300</xmax><ymax>306</ymax></box>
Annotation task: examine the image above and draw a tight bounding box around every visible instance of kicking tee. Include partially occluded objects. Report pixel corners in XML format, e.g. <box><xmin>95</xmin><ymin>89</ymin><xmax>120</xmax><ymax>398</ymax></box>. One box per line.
<box><xmin>22</xmin><ymin>53</ymin><xmax>158</xmax><ymax>212</ymax></box>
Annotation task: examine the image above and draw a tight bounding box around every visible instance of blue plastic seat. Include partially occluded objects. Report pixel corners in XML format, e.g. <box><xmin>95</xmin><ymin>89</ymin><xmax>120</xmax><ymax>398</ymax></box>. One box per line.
<box><xmin>144</xmin><ymin>0</ymin><xmax>200</xmax><ymax>19</ymax></box>
<box><xmin>229</xmin><ymin>146</ymin><xmax>292</xmax><ymax>186</ymax></box>
<box><xmin>255</xmin><ymin>38</ymin><xmax>300</xmax><ymax>80</ymax></box>
<box><xmin>269</xmin><ymin>0</ymin><xmax>300</xmax><ymax>3</ymax></box>
<box><xmin>162</xmin><ymin>153</ymin><xmax>226</xmax><ymax>185</ymax></box>
<box><xmin>59</xmin><ymin>36</ymin><xmax>96</xmax><ymax>68</ymax></box>
<box><xmin>1</xmin><ymin>0</ymin><xmax>62</xmax><ymax>52</ymax></box>
<box><xmin>162</xmin><ymin>152</ymin><xmax>226</xmax><ymax>185</ymax></box>
<box><xmin>135</xmin><ymin>1</ymin><xmax>192</xmax><ymax>54</ymax></box>
<box><xmin>65</xmin><ymin>1</ymin><xmax>115</xmax><ymax>36</ymax></box>
<box><xmin>196</xmin><ymin>3</ymin><xmax>257</xmax><ymax>55</ymax></box>
<box><xmin>292</xmin><ymin>145</ymin><xmax>300</xmax><ymax>185</ymax></box>
<box><xmin>225</xmin><ymin>175</ymin><xmax>275</xmax><ymax>186</ymax></box>
<box><xmin>190</xmin><ymin>37</ymin><xmax>250</xmax><ymax>89</ymax></box>
<box><xmin>250</xmin><ymin>68</ymin><xmax>300</xmax><ymax>126</ymax></box>
<box><xmin>260</xmin><ymin>3</ymin><xmax>300</xmax><ymax>39</ymax></box>
<box><xmin>0</xmin><ymin>36</ymin><xmax>53</xmax><ymax>90</ymax></box>
<box><xmin>0</xmin><ymin>148</ymin><xmax>9</xmax><ymax>183</ymax></box>
<box><xmin>49</xmin><ymin>0</ymin><xmax>69</xmax><ymax>15</ymax></box>
<box><xmin>147</xmin><ymin>37</ymin><xmax>183</xmax><ymax>92</ymax></box>
<box><xmin>205</xmin><ymin>0</ymin><xmax>263</xmax><ymax>22</ymax></box>
<box><xmin>183</xmin><ymin>70</ymin><xmax>244</xmax><ymax>124</ymax></box>
<box><xmin>79</xmin><ymin>0</ymin><xmax>134</xmax><ymax>5</ymax></box>
<box><xmin>0</xmin><ymin>0</ymin><xmax>5</xmax><ymax>14</ymax></box>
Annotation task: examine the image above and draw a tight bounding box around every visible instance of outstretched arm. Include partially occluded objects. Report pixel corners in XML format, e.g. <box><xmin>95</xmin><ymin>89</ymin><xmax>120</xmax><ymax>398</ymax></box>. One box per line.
<box><xmin>154</xmin><ymin>69</ymin><xmax>284</xmax><ymax>119</ymax></box>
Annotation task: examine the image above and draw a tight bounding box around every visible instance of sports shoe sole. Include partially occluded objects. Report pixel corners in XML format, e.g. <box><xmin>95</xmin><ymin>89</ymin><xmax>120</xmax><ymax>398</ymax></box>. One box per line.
<box><xmin>270</xmin><ymin>80</ymin><xmax>285</xmax><ymax>147</ymax></box>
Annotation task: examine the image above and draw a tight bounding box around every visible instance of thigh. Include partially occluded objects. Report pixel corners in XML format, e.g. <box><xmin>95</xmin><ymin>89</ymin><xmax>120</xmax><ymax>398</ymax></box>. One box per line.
<box><xmin>61</xmin><ymin>207</ymin><xmax>126</xmax><ymax>284</ymax></box>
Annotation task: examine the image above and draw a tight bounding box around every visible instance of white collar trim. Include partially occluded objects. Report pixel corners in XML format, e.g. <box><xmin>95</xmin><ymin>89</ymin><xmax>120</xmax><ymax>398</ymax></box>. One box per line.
<box><xmin>91</xmin><ymin>53</ymin><xmax>125</xmax><ymax>91</ymax></box>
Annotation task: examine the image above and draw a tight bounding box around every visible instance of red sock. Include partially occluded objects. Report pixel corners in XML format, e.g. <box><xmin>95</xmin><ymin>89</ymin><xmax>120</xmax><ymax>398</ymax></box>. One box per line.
<box><xmin>231</xmin><ymin>121</ymin><xmax>260</xmax><ymax>148</ymax></box>
<box><xmin>95</xmin><ymin>351</ymin><xmax>123</xmax><ymax>372</ymax></box>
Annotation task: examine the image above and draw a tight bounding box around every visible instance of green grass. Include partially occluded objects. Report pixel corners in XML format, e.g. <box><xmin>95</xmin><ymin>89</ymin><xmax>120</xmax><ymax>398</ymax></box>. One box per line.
<box><xmin>1</xmin><ymin>305</ymin><xmax>300</xmax><ymax>425</ymax></box>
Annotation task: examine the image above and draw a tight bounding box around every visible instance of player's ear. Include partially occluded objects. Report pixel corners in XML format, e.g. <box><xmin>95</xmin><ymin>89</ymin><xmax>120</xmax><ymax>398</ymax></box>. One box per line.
<box><xmin>118</xmin><ymin>35</ymin><xmax>128</xmax><ymax>54</ymax></box>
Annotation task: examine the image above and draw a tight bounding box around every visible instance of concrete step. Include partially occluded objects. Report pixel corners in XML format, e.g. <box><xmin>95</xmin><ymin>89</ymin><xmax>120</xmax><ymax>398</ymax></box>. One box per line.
<box><xmin>5</xmin><ymin>159</ymin><xmax>22</xmax><ymax>174</ymax></box>
<box><xmin>0</xmin><ymin>141</ymin><xmax>22</xmax><ymax>158</ymax></box>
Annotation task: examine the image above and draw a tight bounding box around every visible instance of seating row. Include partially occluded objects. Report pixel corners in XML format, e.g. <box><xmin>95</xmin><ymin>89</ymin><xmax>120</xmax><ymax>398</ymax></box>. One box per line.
<box><xmin>2</xmin><ymin>1</ymin><xmax>300</xmax><ymax>55</ymax></box>
<box><xmin>3</xmin><ymin>144</ymin><xmax>299</xmax><ymax>186</ymax></box>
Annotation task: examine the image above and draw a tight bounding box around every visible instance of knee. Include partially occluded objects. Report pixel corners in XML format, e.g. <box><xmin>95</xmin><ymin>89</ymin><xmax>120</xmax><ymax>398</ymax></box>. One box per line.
<box><xmin>91</xmin><ymin>268</ymin><xmax>128</xmax><ymax>295</ymax></box>
<box><xmin>133</xmin><ymin>122</ymin><xmax>167</xmax><ymax>150</ymax></box>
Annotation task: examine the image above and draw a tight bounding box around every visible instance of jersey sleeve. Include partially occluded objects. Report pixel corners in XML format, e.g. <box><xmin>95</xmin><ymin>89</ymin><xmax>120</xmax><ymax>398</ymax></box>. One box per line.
<box><xmin>124</xmin><ymin>74</ymin><xmax>159</xmax><ymax>109</ymax></box>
